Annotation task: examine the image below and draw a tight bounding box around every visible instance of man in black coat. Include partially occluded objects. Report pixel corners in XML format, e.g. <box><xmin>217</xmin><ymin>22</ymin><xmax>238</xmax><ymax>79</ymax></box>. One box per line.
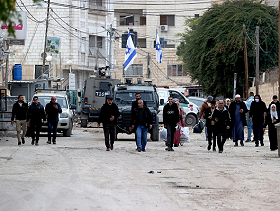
<box><xmin>268</xmin><ymin>95</ymin><xmax>280</xmax><ymax>112</ymax></box>
<box><xmin>229</xmin><ymin>94</ymin><xmax>248</xmax><ymax>147</ymax></box>
<box><xmin>249</xmin><ymin>94</ymin><xmax>267</xmax><ymax>147</ymax></box>
<box><xmin>11</xmin><ymin>95</ymin><xmax>28</xmax><ymax>145</ymax></box>
<box><xmin>163</xmin><ymin>96</ymin><xmax>179</xmax><ymax>151</ymax></box>
<box><xmin>27</xmin><ymin>96</ymin><xmax>47</xmax><ymax>145</ymax></box>
<box><xmin>45</xmin><ymin>96</ymin><xmax>62</xmax><ymax>144</ymax></box>
<box><xmin>131</xmin><ymin>100</ymin><xmax>152</xmax><ymax>152</ymax></box>
<box><xmin>212</xmin><ymin>100</ymin><xmax>231</xmax><ymax>153</ymax></box>
<box><xmin>98</xmin><ymin>96</ymin><xmax>120</xmax><ymax>151</ymax></box>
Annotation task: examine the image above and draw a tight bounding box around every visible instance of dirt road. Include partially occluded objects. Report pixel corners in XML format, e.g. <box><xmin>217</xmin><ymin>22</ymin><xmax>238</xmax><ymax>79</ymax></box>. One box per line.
<box><xmin>0</xmin><ymin>126</ymin><xmax>279</xmax><ymax>211</ymax></box>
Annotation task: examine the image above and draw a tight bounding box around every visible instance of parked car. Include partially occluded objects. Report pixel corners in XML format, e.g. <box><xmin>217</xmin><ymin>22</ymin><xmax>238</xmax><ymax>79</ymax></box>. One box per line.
<box><xmin>32</xmin><ymin>93</ymin><xmax>76</xmax><ymax>137</ymax></box>
<box><xmin>157</xmin><ymin>88</ymin><xmax>199</xmax><ymax>126</ymax></box>
<box><xmin>187</xmin><ymin>96</ymin><xmax>207</xmax><ymax>109</ymax></box>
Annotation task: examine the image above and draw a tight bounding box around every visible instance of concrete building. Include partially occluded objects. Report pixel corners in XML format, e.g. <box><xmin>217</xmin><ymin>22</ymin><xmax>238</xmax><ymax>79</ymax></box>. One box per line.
<box><xmin>111</xmin><ymin>0</ymin><xmax>211</xmax><ymax>89</ymax></box>
<box><xmin>5</xmin><ymin>0</ymin><xmax>114</xmax><ymax>90</ymax></box>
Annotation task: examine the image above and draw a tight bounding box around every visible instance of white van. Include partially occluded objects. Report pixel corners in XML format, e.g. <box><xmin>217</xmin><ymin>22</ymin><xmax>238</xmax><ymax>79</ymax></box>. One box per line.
<box><xmin>157</xmin><ymin>88</ymin><xmax>199</xmax><ymax>126</ymax></box>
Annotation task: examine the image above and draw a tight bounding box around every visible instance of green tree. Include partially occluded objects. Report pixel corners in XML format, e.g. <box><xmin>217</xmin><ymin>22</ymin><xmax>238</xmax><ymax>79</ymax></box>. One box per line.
<box><xmin>0</xmin><ymin>0</ymin><xmax>39</xmax><ymax>35</ymax></box>
<box><xmin>177</xmin><ymin>0</ymin><xmax>278</xmax><ymax>97</ymax></box>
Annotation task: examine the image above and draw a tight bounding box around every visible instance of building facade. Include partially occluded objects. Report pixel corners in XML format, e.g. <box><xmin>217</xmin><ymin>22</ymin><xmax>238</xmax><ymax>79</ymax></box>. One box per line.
<box><xmin>111</xmin><ymin>0</ymin><xmax>211</xmax><ymax>88</ymax></box>
<box><xmin>5</xmin><ymin>0</ymin><xmax>114</xmax><ymax>90</ymax></box>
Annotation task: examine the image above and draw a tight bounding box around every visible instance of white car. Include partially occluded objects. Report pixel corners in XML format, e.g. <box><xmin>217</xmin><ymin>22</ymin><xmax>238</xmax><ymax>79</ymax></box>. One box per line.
<box><xmin>157</xmin><ymin>88</ymin><xmax>199</xmax><ymax>126</ymax></box>
<box><xmin>32</xmin><ymin>93</ymin><xmax>76</xmax><ymax>137</ymax></box>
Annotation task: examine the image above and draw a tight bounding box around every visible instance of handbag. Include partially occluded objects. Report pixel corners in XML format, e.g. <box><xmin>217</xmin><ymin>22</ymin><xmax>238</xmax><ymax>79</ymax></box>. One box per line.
<box><xmin>193</xmin><ymin>120</ymin><xmax>204</xmax><ymax>133</ymax></box>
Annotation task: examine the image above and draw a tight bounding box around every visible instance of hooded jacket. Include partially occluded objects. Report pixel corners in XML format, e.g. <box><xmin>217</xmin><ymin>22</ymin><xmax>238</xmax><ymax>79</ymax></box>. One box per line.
<box><xmin>27</xmin><ymin>102</ymin><xmax>46</xmax><ymax>122</ymax></box>
<box><xmin>249</xmin><ymin>95</ymin><xmax>267</xmax><ymax>123</ymax></box>
<box><xmin>98</xmin><ymin>102</ymin><xmax>120</xmax><ymax>125</ymax></box>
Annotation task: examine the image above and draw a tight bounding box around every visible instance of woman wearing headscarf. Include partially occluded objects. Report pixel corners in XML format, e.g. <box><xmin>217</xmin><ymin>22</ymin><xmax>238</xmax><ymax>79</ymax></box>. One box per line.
<box><xmin>263</xmin><ymin>104</ymin><xmax>280</xmax><ymax>151</ymax></box>
<box><xmin>173</xmin><ymin>98</ymin><xmax>185</xmax><ymax>147</ymax></box>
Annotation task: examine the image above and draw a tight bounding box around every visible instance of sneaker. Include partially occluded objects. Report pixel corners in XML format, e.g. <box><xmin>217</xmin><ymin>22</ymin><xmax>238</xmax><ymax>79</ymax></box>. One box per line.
<box><xmin>21</xmin><ymin>138</ymin><xmax>25</xmax><ymax>144</ymax></box>
<box><xmin>165</xmin><ymin>147</ymin><xmax>169</xmax><ymax>151</ymax></box>
<box><xmin>261</xmin><ymin>143</ymin><xmax>264</xmax><ymax>146</ymax></box>
<box><xmin>219</xmin><ymin>150</ymin><xmax>223</xmax><ymax>153</ymax></box>
<box><xmin>106</xmin><ymin>147</ymin><xmax>110</xmax><ymax>151</ymax></box>
<box><xmin>245</xmin><ymin>139</ymin><xmax>251</xmax><ymax>142</ymax></box>
<box><xmin>137</xmin><ymin>148</ymin><xmax>142</xmax><ymax>152</ymax></box>
<box><xmin>169</xmin><ymin>147</ymin><xmax>174</xmax><ymax>151</ymax></box>
<box><xmin>18</xmin><ymin>142</ymin><xmax>21</xmax><ymax>145</ymax></box>
<box><xmin>255</xmin><ymin>144</ymin><xmax>259</xmax><ymax>147</ymax></box>
<box><xmin>47</xmin><ymin>140</ymin><xmax>51</xmax><ymax>144</ymax></box>
<box><xmin>142</xmin><ymin>149</ymin><xmax>146</xmax><ymax>152</ymax></box>
<box><xmin>240</xmin><ymin>141</ymin><xmax>244</xmax><ymax>146</ymax></box>
<box><xmin>234</xmin><ymin>142</ymin><xmax>238</xmax><ymax>147</ymax></box>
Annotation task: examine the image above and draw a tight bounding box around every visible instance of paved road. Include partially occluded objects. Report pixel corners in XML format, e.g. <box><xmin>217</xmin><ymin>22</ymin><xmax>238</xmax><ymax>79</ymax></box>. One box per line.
<box><xmin>0</xmin><ymin>126</ymin><xmax>280</xmax><ymax>211</ymax></box>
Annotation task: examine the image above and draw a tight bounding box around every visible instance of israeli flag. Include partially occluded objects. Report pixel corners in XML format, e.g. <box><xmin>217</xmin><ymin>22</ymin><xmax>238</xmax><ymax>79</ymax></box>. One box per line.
<box><xmin>124</xmin><ymin>32</ymin><xmax>137</xmax><ymax>71</ymax></box>
<box><xmin>156</xmin><ymin>29</ymin><xmax>162</xmax><ymax>63</ymax></box>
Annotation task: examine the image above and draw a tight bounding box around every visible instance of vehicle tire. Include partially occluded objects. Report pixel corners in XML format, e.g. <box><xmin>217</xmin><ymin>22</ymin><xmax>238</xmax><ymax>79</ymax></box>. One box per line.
<box><xmin>63</xmin><ymin>122</ymin><xmax>72</xmax><ymax>137</ymax></box>
<box><xmin>81</xmin><ymin>119</ymin><xmax>87</xmax><ymax>128</ymax></box>
<box><xmin>185</xmin><ymin>114</ymin><xmax>197</xmax><ymax>127</ymax></box>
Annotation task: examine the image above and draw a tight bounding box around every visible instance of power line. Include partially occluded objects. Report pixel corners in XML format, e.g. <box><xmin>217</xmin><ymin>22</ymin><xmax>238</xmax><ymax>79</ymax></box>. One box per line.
<box><xmin>17</xmin><ymin>0</ymin><xmax>46</xmax><ymax>23</ymax></box>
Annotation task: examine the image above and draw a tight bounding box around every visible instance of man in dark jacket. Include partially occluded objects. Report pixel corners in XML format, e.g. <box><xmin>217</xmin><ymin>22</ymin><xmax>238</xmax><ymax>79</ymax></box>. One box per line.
<box><xmin>131</xmin><ymin>93</ymin><xmax>146</xmax><ymax>112</ymax></box>
<box><xmin>27</xmin><ymin>96</ymin><xmax>46</xmax><ymax>145</ymax></box>
<box><xmin>268</xmin><ymin>95</ymin><xmax>280</xmax><ymax>112</ymax></box>
<box><xmin>212</xmin><ymin>100</ymin><xmax>231</xmax><ymax>153</ymax></box>
<box><xmin>163</xmin><ymin>96</ymin><xmax>179</xmax><ymax>151</ymax></box>
<box><xmin>204</xmin><ymin>100</ymin><xmax>216</xmax><ymax>151</ymax></box>
<box><xmin>45</xmin><ymin>96</ymin><xmax>62</xmax><ymax>144</ymax></box>
<box><xmin>98</xmin><ymin>96</ymin><xmax>120</xmax><ymax>151</ymax></box>
<box><xmin>131</xmin><ymin>100</ymin><xmax>152</xmax><ymax>152</ymax></box>
<box><xmin>229</xmin><ymin>94</ymin><xmax>248</xmax><ymax>147</ymax></box>
<box><xmin>249</xmin><ymin>94</ymin><xmax>267</xmax><ymax>147</ymax></box>
<box><xmin>11</xmin><ymin>95</ymin><xmax>28</xmax><ymax>145</ymax></box>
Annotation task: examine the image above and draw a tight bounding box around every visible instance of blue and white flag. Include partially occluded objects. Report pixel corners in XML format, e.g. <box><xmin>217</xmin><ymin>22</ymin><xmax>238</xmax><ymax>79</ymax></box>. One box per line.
<box><xmin>156</xmin><ymin>29</ymin><xmax>162</xmax><ymax>63</ymax></box>
<box><xmin>124</xmin><ymin>32</ymin><xmax>137</xmax><ymax>71</ymax></box>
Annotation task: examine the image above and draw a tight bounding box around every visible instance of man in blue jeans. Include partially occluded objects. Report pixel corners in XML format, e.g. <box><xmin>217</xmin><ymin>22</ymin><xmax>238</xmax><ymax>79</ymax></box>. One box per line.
<box><xmin>131</xmin><ymin>100</ymin><xmax>152</xmax><ymax>152</ymax></box>
<box><xmin>45</xmin><ymin>96</ymin><xmax>62</xmax><ymax>144</ymax></box>
<box><xmin>245</xmin><ymin>92</ymin><xmax>254</xmax><ymax>142</ymax></box>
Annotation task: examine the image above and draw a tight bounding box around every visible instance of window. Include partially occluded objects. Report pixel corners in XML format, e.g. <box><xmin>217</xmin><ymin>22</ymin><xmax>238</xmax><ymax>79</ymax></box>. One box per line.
<box><xmin>160</xmin><ymin>15</ymin><xmax>175</xmax><ymax>26</ymax></box>
<box><xmin>81</xmin><ymin>37</ymin><xmax>86</xmax><ymax>53</ymax></box>
<box><xmin>89</xmin><ymin>35</ymin><xmax>103</xmax><ymax>48</ymax></box>
<box><xmin>169</xmin><ymin>91</ymin><xmax>187</xmax><ymax>104</ymax></box>
<box><xmin>120</xmin><ymin>16</ymin><xmax>134</xmax><ymax>26</ymax></box>
<box><xmin>195</xmin><ymin>14</ymin><xmax>199</xmax><ymax>18</ymax></box>
<box><xmin>35</xmin><ymin>65</ymin><xmax>49</xmax><ymax>79</ymax></box>
<box><xmin>138</xmin><ymin>38</ymin><xmax>146</xmax><ymax>48</ymax></box>
<box><xmin>89</xmin><ymin>0</ymin><xmax>102</xmax><ymax>6</ymax></box>
<box><xmin>123</xmin><ymin>64</ymin><xmax>143</xmax><ymax>77</ymax></box>
<box><xmin>167</xmin><ymin>64</ymin><xmax>186</xmax><ymax>76</ymax></box>
<box><xmin>140</xmin><ymin>16</ymin><xmax>146</xmax><ymax>25</ymax></box>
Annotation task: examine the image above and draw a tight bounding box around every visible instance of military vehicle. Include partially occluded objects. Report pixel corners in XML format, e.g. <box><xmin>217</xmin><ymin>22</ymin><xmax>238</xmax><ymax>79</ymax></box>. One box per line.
<box><xmin>113</xmin><ymin>83</ymin><xmax>159</xmax><ymax>141</ymax></box>
<box><xmin>80</xmin><ymin>77</ymin><xmax>120</xmax><ymax>127</ymax></box>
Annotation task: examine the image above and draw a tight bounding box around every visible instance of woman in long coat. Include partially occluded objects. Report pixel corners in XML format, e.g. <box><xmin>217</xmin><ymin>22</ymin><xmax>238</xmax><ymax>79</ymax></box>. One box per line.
<box><xmin>263</xmin><ymin>104</ymin><xmax>280</xmax><ymax>151</ymax></box>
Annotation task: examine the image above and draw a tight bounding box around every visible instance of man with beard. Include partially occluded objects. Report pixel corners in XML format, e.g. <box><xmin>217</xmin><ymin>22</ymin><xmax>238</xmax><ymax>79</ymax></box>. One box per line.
<box><xmin>98</xmin><ymin>96</ymin><xmax>120</xmax><ymax>151</ymax></box>
<box><xmin>229</xmin><ymin>94</ymin><xmax>248</xmax><ymax>147</ymax></box>
<box><xmin>268</xmin><ymin>95</ymin><xmax>280</xmax><ymax>112</ymax></box>
<box><xmin>249</xmin><ymin>95</ymin><xmax>267</xmax><ymax>147</ymax></box>
<box><xmin>11</xmin><ymin>95</ymin><xmax>28</xmax><ymax>145</ymax></box>
<box><xmin>211</xmin><ymin>100</ymin><xmax>231</xmax><ymax>153</ymax></box>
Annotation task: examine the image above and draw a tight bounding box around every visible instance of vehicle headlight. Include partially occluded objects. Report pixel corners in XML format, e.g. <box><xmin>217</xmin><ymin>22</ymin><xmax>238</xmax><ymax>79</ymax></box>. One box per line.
<box><xmin>60</xmin><ymin>112</ymin><xmax>69</xmax><ymax>118</ymax></box>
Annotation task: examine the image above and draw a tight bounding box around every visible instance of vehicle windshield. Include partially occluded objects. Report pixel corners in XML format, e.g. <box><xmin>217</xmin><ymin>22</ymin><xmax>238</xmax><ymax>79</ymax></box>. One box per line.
<box><xmin>115</xmin><ymin>91</ymin><xmax>154</xmax><ymax>102</ymax></box>
<box><xmin>37</xmin><ymin>96</ymin><xmax>68</xmax><ymax>108</ymax></box>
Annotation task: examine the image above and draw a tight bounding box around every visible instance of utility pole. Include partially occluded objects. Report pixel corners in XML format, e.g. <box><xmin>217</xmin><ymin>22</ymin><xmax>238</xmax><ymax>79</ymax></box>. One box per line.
<box><xmin>42</xmin><ymin>0</ymin><xmax>51</xmax><ymax>76</ymax></box>
<box><xmin>243</xmin><ymin>24</ymin><xmax>249</xmax><ymax>98</ymax></box>
<box><xmin>147</xmin><ymin>53</ymin><xmax>151</xmax><ymax>78</ymax></box>
<box><xmin>95</xmin><ymin>35</ymin><xmax>98</xmax><ymax>72</ymax></box>
<box><xmin>108</xmin><ymin>24</ymin><xmax>112</xmax><ymax>77</ymax></box>
<box><xmin>233</xmin><ymin>73</ymin><xmax>237</xmax><ymax>98</ymax></box>
<box><xmin>278</xmin><ymin>0</ymin><xmax>280</xmax><ymax>98</ymax></box>
<box><xmin>255</xmin><ymin>26</ymin><xmax>259</xmax><ymax>95</ymax></box>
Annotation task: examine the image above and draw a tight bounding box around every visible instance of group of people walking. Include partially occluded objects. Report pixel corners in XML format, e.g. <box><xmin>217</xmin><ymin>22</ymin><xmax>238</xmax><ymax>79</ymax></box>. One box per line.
<box><xmin>200</xmin><ymin>92</ymin><xmax>280</xmax><ymax>153</ymax></box>
<box><xmin>11</xmin><ymin>95</ymin><xmax>62</xmax><ymax>145</ymax></box>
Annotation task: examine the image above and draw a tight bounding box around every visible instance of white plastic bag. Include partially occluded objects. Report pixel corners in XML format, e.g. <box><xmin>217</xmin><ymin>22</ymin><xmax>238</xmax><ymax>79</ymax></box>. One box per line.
<box><xmin>180</xmin><ymin>127</ymin><xmax>190</xmax><ymax>143</ymax></box>
<box><xmin>160</xmin><ymin>128</ymin><xmax>167</xmax><ymax>141</ymax></box>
